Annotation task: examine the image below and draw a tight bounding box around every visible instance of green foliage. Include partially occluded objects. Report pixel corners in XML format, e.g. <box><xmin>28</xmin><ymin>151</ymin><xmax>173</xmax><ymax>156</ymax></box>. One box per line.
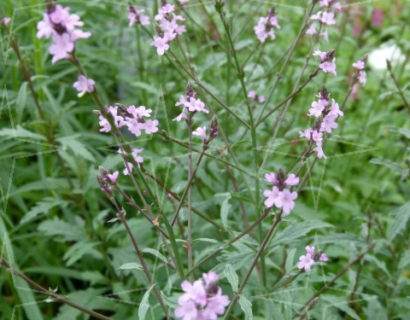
<box><xmin>0</xmin><ymin>0</ymin><xmax>409</xmax><ymax>319</ymax></box>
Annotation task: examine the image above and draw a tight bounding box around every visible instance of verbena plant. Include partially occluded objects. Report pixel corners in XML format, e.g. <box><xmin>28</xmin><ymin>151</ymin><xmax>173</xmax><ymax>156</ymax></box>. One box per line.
<box><xmin>0</xmin><ymin>0</ymin><xmax>409</xmax><ymax>319</ymax></box>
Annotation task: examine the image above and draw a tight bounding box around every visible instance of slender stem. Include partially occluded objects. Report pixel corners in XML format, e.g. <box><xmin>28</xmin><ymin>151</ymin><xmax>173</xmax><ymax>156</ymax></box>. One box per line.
<box><xmin>255</xmin><ymin>0</ymin><xmax>316</xmax><ymax>125</ymax></box>
<box><xmin>216</xmin><ymin>3</ymin><xmax>266</xmax><ymax>285</ymax></box>
<box><xmin>171</xmin><ymin>143</ymin><xmax>208</xmax><ymax>226</ymax></box>
<box><xmin>386</xmin><ymin>59</ymin><xmax>410</xmax><ymax>113</ymax></box>
<box><xmin>142</xmin><ymin>168</ymin><xmax>225</xmax><ymax>231</ymax></box>
<box><xmin>187</xmin><ymin>115</ymin><xmax>194</xmax><ymax>278</ymax></box>
<box><xmin>297</xmin><ymin>243</ymin><xmax>375</xmax><ymax>320</ymax></box>
<box><xmin>224</xmin><ymin>211</ymin><xmax>283</xmax><ymax>319</ymax></box>
<box><xmin>8</xmin><ymin>34</ymin><xmax>73</xmax><ymax>188</ymax></box>
<box><xmin>113</xmin><ymin>184</ymin><xmax>169</xmax><ymax>239</ymax></box>
<box><xmin>110</xmin><ymin>198</ymin><xmax>170</xmax><ymax>319</ymax></box>
<box><xmin>158</xmin><ymin>131</ymin><xmax>254</xmax><ymax>178</ymax></box>
<box><xmin>0</xmin><ymin>259</ymin><xmax>113</xmax><ymax>320</ymax></box>
<box><xmin>186</xmin><ymin>209</ymin><xmax>270</xmax><ymax>276</ymax></box>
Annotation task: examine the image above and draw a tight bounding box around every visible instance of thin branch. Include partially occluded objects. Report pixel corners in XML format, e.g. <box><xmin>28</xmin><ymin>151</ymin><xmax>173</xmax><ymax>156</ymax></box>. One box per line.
<box><xmin>386</xmin><ymin>59</ymin><xmax>410</xmax><ymax>113</ymax></box>
<box><xmin>0</xmin><ymin>259</ymin><xmax>113</xmax><ymax>320</ymax></box>
<box><xmin>297</xmin><ymin>242</ymin><xmax>375</xmax><ymax>320</ymax></box>
<box><xmin>223</xmin><ymin>211</ymin><xmax>283</xmax><ymax>319</ymax></box>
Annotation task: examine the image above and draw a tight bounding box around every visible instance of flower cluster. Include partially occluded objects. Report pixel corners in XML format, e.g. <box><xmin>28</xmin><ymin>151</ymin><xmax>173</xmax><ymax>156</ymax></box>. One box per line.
<box><xmin>152</xmin><ymin>3</ymin><xmax>186</xmax><ymax>55</ymax></box>
<box><xmin>174</xmin><ymin>86</ymin><xmax>209</xmax><ymax>122</ymax></box>
<box><xmin>297</xmin><ymin>246</ymin><xmax>328</xmax><ymax>272</ymax></box>
<box><xmin>73</xmin><ymin>75</ymin><xmax>95</xmax><ymax>97</ymax></box>
<box><xmin>352</xmin><ymin>58</ymin><xmax>367</xmax><ymax>85</ymax></box>
<box><xmin>299</xmin><ymin>87</ymin><xmax>343</xmax><ymax>159</ymax></box>
<box><xmin>263</xmin><ymin>170</ymin><xmax>299</xmax><ymax>215</ymax></box>
<box><xmin>175</xmin><ymin>271</ymin><xmax>229</xmax><ymax>320</ymax></box>
<box><xmin>254</xmin><ymin>8</ymin><xmax>280</xmax><ymax>43</ymax></box>
<box><xmin>36</xmin><ymin>4</ymin><xmax>91</xmax><ymax>64</ymax></box>
<box><xmin>96</xmin><ymin>105</ymin><xmax>158</xmax><ymax>138</ymax></box>
<box><xmin>128</xmin><ymin>5</ymin><xmax>150</xmax><ymax>27</ymax></box>
<box><xmin>307</xmin><ymin>0</ymin><xmax>342</xmax><ymax>41</ymax></box>
<box><xmin>248</xmin><ymin>90</ymin><xmax>266</xmax><ymax>103</ymax></box>
<box><xmin>314</xmin><ymin>49</ymin><xmax>337</xmax><ymax>75</ymax></box>
<box><xmin>97</xmin><ymin>167</ymin><xmax>119</xmax><ymax>195</ymax></box>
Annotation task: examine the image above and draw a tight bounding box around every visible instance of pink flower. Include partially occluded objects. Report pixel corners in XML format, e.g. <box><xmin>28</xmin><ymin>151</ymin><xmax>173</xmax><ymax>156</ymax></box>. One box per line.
<box><xmin>313</xmin><ymin>50</ymin><xmax>327</xmax><ymax>60</ymax></box>
<box><xmin>254</xmin><ymin>9</ymin><xmax>280</xmax><ymax>43</ymax></box>
<box><xmin>320</xmin><ymin>113</ymin><xmax>338</xmax><ymax>133</ymax></box>
<box><xmin>297</xmin><ymin>252</ymin><xmax>315</xmax><ymax>272</ymax></box>
<box><xmin>201</xmin><ymin>288</ymin><xmax>230</xmax><ymax>319</ymax></box>
<box><xmin>352</xmin><ymin>60</ymin><xmax>365</xmax><ymax>70</ymax></box>
<box><xmin>265</xmin><ymin>172</ymin><xmax>278</xmax><ymax>184</ymax></box>
<box><xmin>248</xmin><ymin>90</ymin><xmax>256</xmax><ymax>99</ymax></box>
<box><xmin>193</xmin><ymin>126</ymin><xmax>207</xmax><ymax>140</ymax></box>
<box><xmin>37</xmin><ymin>5</ymin><xmax>90</xmax><ymax>64</ymax></box>
<box><xmin>297</xmin><ymin>246</ymin><xmax>328</xmax><ymax>271</ymax></box>
<box><xmin>320</xmin><ymin>60</ymin><xmax>337</xmax><ymax>75</ymax></box>
<box><xmin>333</xmin><ymin>2</ymin><xmax>343</xmax><ymax>11</ymax></box>
<box><xmin>308</xmin><ymin>99</ymin><xmax>328</xmax><ymax>117</ymax></box>
<box><xmin>131</xmin><ymin>148</ymin><xmax>144</xmax><ymax>164</ymax></box>
<box><xmin>106</xmin><ymin>171</ymin><xmax>119</xmax><ymax>184</ymax></box>
<box><xmin>1</xmin><ymin>17</ymin><xmax>11</xmax><ymax>26</ymax></box>
<box><xmin>314</xmin><ymin>141</ymin><xmax>326</xmax><ymax>159</ymax></box>
<box><xmin>186</xmin><ymin>97</ymin><xmax>208</xmax><ymax>113</ymax></box>
<box><xmin>203</xmin><ymin>271</ymin><xmax>218</xmax><ymax>289</ymax></box>
<box><xmin>248</xmin><ymin>90</ymin><xmax>266</xmax><ymax>103</ymax></box>
<box><xmin>314</xmin><ymin>50</ymin><xmax>336</xmax><ymax>75</ymax></box>
<box><xmin>98</xmin><ymin>115</ymin><xmax>111</xmax><ymax>132</ymax></box>
<box><xmin>358</xmin><ymin>71</ymin><xmax>367</xmax><ymax>85</ymax></box>
<box><xmin>179</xmin><ymin>0</ymin><xmax>190</xmax><ymax>4</ymax></box>
<box><xmin>174</xmin><ymin>300</ymin><xmax>198</xmax><ymax>320</ymax></box>
<box><xmin>48</xmin><ymin>34</ymin><xmax>74</xmax><ymax>63</ymax></box>
<box><xmin>299</xmin><ymin>128</ymin><xmax>313</xmax><ymax>140</ymax></box>
<box><xmin>263</xmin><ymin>186</ymin><xmax>281</xmax><ymax>208</ymax></box>
<box><xmin>151</xmin><ymin>36</ymin><xmax>169</xmax><ymax>56</ymax></box>
<box><xmin>285</xmin><ymin>174</ymin><xmax>299</xmax><ymax>186</ymax></box>
<box><xmin>175</xmin><ymin>90</ymin><xmax>208</xmax><ymax>118</ymax></box>
<box><xmin>175</xmin><ymin>272</ymin><xmax>229</xmax><ymax>320</ymax></box>
<box><xmin>320</xmin><ymin>253</ymin><xmax>329</xmax><ymax>261</ymax></box>
<box><xmin>128</xmin><ymin>6</ymin><xmax>150</xmax><ymax>27</ymax></box>
<box><xmin>278</xmin><ymin>189</ymin><xmax>297</xmax><ymax>215</ymax></box>
<box><xmin>143</xmin><ymin>119</ymin><xmax>159</xmax><ymax>134</ymax></box>
<box><xmin>306</xmin><ymin>24</ymin><xmax>317</xmax><ymax>35</ymax></box>
<box><xmin>73</xmin><ymin>75</ymin><xmax>95</xmax><ymax>97</ymax></box>
<box><xmin>321</xmin><ymin>12</ymin><xmax>336</xmax><ymax>25</ymax></box>
<box><xmin>153</xmin><ymin>3</ymin><xmax>185</xmax><ymax>56</ymax></box>
<box><xmin>123</xmin><ymin>162</ymin><xmax>134</xmax><ymax>176</ymax></box>
<box><xmin>371</xmin><ymin>9</ymin><xmax>383</xmax><ymax>26</ymax></box>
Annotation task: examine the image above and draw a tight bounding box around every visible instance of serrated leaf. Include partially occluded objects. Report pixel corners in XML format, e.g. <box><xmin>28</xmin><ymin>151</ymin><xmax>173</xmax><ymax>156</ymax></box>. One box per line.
<box><xmin>271</xmin><ymin>220</ymin><xmax>333</xmax><ymax>246</ymax></box>
<box><xmin>119</xmin><ymin>262</ymin><xmax>142</xmax><ymax>270</ymax></box>
<box><xmin>138</xmin><ymin>285</ymin><xmax>154</xmax><ymax>320</ymax></box>
<box><xmin>16</xmin><ymin>82</ymin><xmax>28</xmax><ymax>122</ymax></box>
<box><xmin>38</xmin><ymin>218</ymin><xmax>86</xmax><ymax>242</ymax></box>
<box><xmin>387</xmin><ymin>202</ymin><xmax>410</xmax><ymax>241</ymax></box>
<box><xmin>63</xmin><ymin>241</ymin><xmax>101</xmax><ymax>266</ymax></box>
<box><xmin>224</xmin><ymin>264</ymin><xmax>238</xmax><ymax>292</ymax></box>
<box><xmin>217</xmin><ymin>193</ymin><xmax>231</xmax><ymax>229</ymax></box>
<box><xmin>239</xmin><ymin>295</ymin><xmax>253</xmax><ymax>320</ymax></box>
<box><xmin>21</xmin><ymin>198</ymin><xmax>67</xmax><ymax>224</ymax></box>
<box><xmin>58</xmin><ymin>135</ymin><xmax>95</xmax><ymax>162</ymax></box>
<box><xmin>0</xmin><ymin>212</ymin><xmax>44</xmax><ymax>320</ymax></box>
<box><xmin>143</xmin><ymin>248</ymin><xmax>170</xmax><ymax>266</ymax></box>
<box><xmin>364</xmin><ymin>297</ymin><xmax>388</xmax><ymax>320</ymax></box>
<box><xmin>0</xmin><ymin>125</ymin><xmax>46</xmax><ymax>141</ymax></box>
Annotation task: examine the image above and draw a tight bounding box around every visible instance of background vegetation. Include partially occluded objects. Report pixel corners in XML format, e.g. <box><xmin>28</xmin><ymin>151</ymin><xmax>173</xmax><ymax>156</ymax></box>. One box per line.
<box><xmin>0</xmin><ymin>0</ymin><xmax>409</xmax><ymax>319</ymax></box>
